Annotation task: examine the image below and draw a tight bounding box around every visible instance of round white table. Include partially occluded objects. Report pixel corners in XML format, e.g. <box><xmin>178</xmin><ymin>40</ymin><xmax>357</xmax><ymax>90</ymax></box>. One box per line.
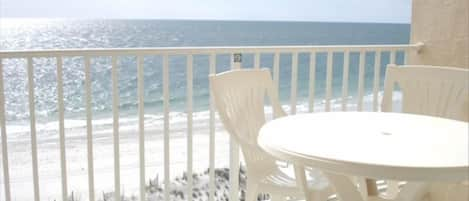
<box><xmin>258</xmin><ymin>112</ymin><xmax>469</xmax><ymax>201</ymax></box>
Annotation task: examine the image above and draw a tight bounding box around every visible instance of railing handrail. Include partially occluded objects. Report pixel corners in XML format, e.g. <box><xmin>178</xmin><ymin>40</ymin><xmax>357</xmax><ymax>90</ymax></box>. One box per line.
<box><xmin>0</xmin><ymin>43</ymin><xmax>423</xmax><ymax>58</ymax></box>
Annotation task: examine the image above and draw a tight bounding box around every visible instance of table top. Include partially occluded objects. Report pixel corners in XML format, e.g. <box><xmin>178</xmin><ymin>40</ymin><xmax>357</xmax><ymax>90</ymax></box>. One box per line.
<box><xmin>258</xmin><ymin>112</ymin><xmax>469</xmax><ymax>182</ymax></box>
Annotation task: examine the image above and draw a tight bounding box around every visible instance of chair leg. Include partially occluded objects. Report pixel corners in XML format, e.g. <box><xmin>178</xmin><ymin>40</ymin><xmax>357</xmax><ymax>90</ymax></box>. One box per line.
<box><xmin>270</xmin><ymin>194</ymin><xmax>284</xmax><ymax>201</ymax></box>
<box><xmin>323</xmin><ymin>172</ymin><xmax>364</xmax><ymax>201</ymax></box>
<box><xmin>246</xmin><ymin>179</ymin><xmax>259</xmax><ymax>201</ymax></box>
<box><xmin>352</xmin><ymin>176</ymin><xmax>368</xmax><ymax>199</ymax></box>
<box><xmin>294</xmin><ymin>165</ymin><xmax>314</xmax><ymax>201</ymax></box>
<box><xmin>310</xmin><ymin>190</ymin><xmax>332</xmax><ymax>201</ymax></box>
<box><xmin>395</xmin><ymin>182</ymin><xmax>428</xmax><ymax>201</ymax></box>
<box><xmin>385</xmin><ymin>180</ymin><xmax>401</xmax><ymax>198</ymax></box>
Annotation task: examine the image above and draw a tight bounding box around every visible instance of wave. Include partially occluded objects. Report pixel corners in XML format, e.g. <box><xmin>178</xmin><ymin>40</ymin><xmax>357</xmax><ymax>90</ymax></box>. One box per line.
<box><xmin>5</xmin><ymin>91</ymin><xmax>402</xmax><ymax>142</ymax></box>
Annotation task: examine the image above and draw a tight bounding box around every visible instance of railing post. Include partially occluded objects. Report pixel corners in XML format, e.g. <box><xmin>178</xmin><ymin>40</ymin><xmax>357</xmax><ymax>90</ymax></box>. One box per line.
<box><xmin>27</xmin><ymin>57</ymin><xmax>40</xmax><ymax>201</ymax></box>
<box><xmin>309</xmin><ymin>51</ymin><xmax>316</xmax><ymax>112</ymax></box>
<box><xmin>325</xmin><ymin>51</ymin><xmax>333</xmax><ymax>112</ymax></box>
<box><xmin>208</xmin><ymin>53</ymin><xmax>216</xmax><ymax>201</ymax></box>
<box><xmin>273</xmin><ymin>52</ymin><xmax>280</xmax><ymax>93</ymax></box>
<box><xmin>0</xmin><ymin>58</ymin><xmax>11</xmax><ymax>201</ymax></box>
<box><xmin>341</xmin><ymin>51</ymin><xmax>350</xmax><ymax>111</ymax></box>
<box><xmin>186</xmin><ymin>55</ymin><xmax>194</xmax><ymax>201</ymax></box>
<box><xmin>84</xmin><ymin>56</ymin><xmax>95</xmax><ymax>201</ymax></box>
<box><xmin>229</xmin><ymin>53</ymin><xmax>241</xmax><ymax>201</ymax></box>
<box><xmin>357</xmin><ymin>51</ymin><xmax>366</xmax><ymax>111</ymax></box>
<box><xmin>56</xmin><ymin>56</ymin><xmax>68</xmax><ymax>201</ymax></box>
<box><xmin>372</xmin><ymin>51</ymin><xmax>382</xmax><ymax>111</ymax></box>
<box><xmin>111</xmin><ymin>56</ymin><xmax>121</xmax><ymax>201</ymax></box>
<box><xmin>163</xmin><ymin>54</ymin><xmax>170</xmax><ymax>201</ymax></box>
<box><xmin>137</xmin><ymin>56</ymin><xmax>145</xmax><ymax>201</ymax></box>
<box><xmin>254</xmin><ymin>52</ymin><xmax>260</xmax><ymax>69</ymax></box>
<box><xmin>290</xmin><ymin>52</ymin><xmax>298</xmax><ymax>114</ymax></box>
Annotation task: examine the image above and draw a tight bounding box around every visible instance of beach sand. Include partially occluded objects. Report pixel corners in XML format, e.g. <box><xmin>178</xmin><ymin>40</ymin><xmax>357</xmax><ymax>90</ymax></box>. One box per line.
<box><xmin>2</xmin><ymin>113</ymin><xmax>231</xmax><ymax>201</ymax></box>
<box><xmin>1</xmin><ymin>93</ymin><xmax>400</xmax><ymax>200</ymax></box>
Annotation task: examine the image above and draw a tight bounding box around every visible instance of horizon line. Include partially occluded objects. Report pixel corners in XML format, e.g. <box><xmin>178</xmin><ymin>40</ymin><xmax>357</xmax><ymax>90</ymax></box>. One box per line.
<box><xmin>0</xmin><ymin>17</ymin><xmax>411</xmax><ymax>25</ymax></box>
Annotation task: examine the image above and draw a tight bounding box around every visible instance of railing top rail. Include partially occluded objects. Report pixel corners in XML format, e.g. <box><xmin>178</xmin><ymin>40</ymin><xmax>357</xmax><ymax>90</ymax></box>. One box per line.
<box><xmin>0</xmin><ymin>43</ymin><xmax>423</xmax><ymax>58</ymax></box>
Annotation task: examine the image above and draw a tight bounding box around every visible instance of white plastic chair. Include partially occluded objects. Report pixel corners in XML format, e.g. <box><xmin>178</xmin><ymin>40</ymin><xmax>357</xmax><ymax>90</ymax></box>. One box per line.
<box><xmin>210</xmin><ymin>69</ymin><xmax>331</xmax><ymax>201</ymax></box>
<box><xmin>383</xmin><ymin>64</ymin><xmax>469</xmax><ymax>121</ymax></box>
<box><xmin>381</xmin><ymin>64</ymin><xmax>469</xmax><ymax>198</ymax></box>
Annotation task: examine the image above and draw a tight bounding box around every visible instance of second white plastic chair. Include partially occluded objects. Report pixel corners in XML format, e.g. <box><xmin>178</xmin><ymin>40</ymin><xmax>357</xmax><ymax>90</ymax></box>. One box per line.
<box><xmin>380</xmin><ymin>64</ymin><xmax>469</xmax><ymax>198</ymax></box>
<box><xmin>210</xmin><ymin>69</ymin><xmax>332</xmax><ymax>201</ymax></box>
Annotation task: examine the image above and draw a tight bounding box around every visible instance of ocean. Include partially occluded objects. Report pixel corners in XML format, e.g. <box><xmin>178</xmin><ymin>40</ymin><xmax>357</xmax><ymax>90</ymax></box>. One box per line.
<box><xmin>0</xmin><ymin>19</ymin><xmax>409</xmax><ymax>127</ymax></box>
<box><xmin>0</xmin><ymin>19</ymin><xmax>410</xmax><ymax>200</ymax></box>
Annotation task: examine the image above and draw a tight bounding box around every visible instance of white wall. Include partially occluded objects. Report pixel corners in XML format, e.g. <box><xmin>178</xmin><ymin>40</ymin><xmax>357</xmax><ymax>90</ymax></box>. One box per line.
<box><xmin>409</xmin><ymin>0</ymin><xmax>469</xmax><ymax>68</ymax></box>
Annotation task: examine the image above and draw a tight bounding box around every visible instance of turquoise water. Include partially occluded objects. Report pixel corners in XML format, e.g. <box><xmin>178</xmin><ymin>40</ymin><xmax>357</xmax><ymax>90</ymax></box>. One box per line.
<box><xmin>0</xmin><ymin>19</ymin><xmax>409</xmax><ymax>124</ymax></box>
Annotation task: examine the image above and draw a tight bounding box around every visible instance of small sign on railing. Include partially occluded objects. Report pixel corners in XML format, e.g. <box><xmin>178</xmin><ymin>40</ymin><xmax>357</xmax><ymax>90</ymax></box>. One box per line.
<box><xmin>233</xmin><ymin>53</ymin><xmax>242</xmax><ymax>63</ymax></box>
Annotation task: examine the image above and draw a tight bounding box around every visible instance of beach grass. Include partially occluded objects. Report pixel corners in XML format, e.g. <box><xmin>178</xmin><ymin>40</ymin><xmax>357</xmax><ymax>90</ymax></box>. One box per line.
<box><xmin>64</xmin><ymin>167</ymin><xmax>271</xmax><ymax>201</ymax></box>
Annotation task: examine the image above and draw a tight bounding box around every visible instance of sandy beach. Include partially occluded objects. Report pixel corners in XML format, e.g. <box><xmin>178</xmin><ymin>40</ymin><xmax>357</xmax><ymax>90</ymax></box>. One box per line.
<box><xmin>1</xmin><ymin>93</ymin><xmax>400</xmax><ymax>201</ymax></box>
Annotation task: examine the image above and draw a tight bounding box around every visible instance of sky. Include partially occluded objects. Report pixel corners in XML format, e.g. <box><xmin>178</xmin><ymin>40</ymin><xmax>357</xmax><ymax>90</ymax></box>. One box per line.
<box><xmin>0</xmin><ymin>0</ymin><xmax>412</xmax><ymax>23</ymax></box>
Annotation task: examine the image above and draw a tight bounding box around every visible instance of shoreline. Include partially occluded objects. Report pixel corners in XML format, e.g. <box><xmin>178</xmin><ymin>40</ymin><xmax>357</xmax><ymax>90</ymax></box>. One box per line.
<box><xmin>1</xmin><ymin>93</ymin><xmax>402</xmax><ymax>201</ymax></box>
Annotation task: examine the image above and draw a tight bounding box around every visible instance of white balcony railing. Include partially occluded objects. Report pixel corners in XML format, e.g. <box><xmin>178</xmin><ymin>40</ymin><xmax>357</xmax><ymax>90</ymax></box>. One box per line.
<box><xmin>0</xmin><ymin>43</ymin><xmax>423</xmax><ymax>201</ymax></box>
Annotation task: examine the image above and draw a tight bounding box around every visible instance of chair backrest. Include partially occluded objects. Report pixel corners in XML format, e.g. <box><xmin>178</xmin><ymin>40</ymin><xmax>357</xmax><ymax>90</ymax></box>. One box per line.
<box><xmin>209</xmin><ymin>69</ymin><xmax>286</xmax><ymax>170</ymax></box>
<box><xmin>382</xmin><ymin>64</ymin><xmax>469</xmax><ymax>122</ymax></box>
